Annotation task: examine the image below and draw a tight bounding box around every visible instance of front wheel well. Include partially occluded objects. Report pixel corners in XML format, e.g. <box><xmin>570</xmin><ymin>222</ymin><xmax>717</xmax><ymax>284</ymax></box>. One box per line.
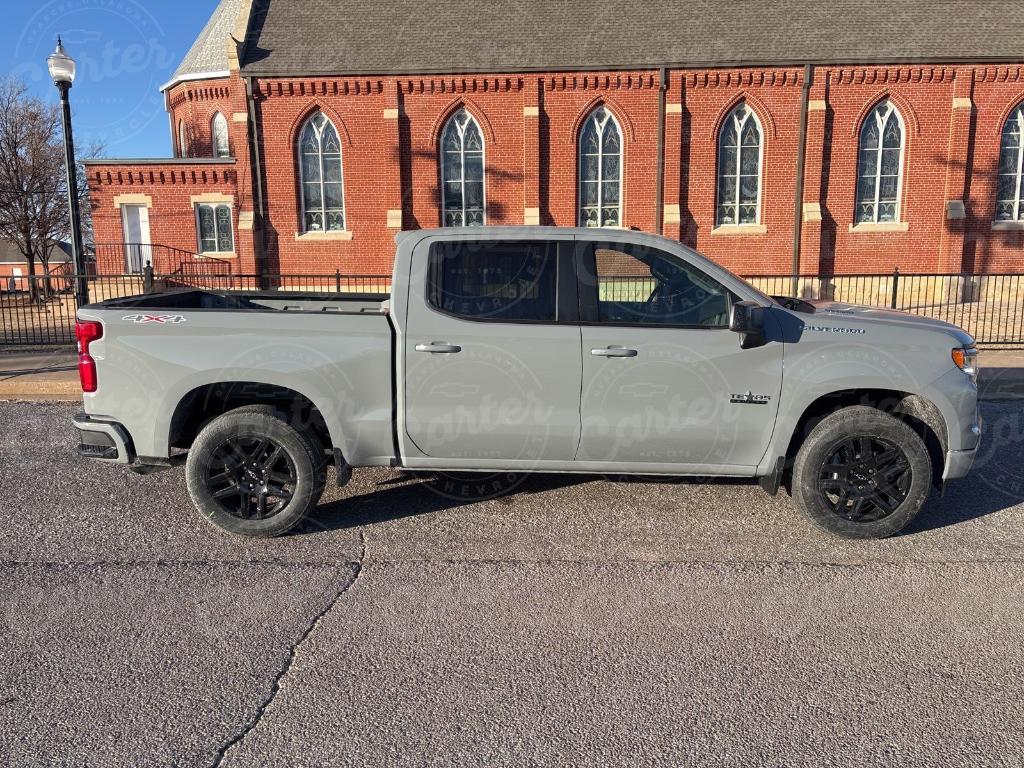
<box><xmin>784</xmin><ymin>389</ymin><xmax>947</xmax><ymax>487</ymax></box>
<box><xmin>169</xmin><ymin>382</ymin><xmax>332</xmax><ymax>457</ymax></box>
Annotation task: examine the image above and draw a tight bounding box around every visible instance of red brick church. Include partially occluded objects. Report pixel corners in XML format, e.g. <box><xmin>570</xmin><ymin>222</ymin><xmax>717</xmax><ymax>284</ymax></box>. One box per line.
<box><xmin>87</xmin><ymin>0</ymin><xmax>1024</xmax><ymax>278</ymax></box>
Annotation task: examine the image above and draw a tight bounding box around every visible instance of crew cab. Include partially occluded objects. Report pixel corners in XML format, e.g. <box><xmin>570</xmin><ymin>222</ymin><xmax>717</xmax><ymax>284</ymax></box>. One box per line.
<box><xmin>73</xmin><ymin>227</ymin><xmax>981</xmax><ymax>538</ymax></box>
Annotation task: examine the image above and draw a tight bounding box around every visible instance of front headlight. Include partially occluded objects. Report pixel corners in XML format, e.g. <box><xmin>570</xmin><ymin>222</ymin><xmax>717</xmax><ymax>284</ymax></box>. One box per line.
<box><xmin>951</xmin><ymin>345</ymin><xmax>979</xmax><ymax>383</ymax></box>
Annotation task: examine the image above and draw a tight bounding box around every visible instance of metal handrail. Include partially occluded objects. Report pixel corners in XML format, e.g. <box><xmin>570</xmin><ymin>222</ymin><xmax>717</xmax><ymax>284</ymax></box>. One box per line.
<box><xmin>91</xmin><ymin>242</ymin><xmax>233</xmax><ymax>276</ymax></box>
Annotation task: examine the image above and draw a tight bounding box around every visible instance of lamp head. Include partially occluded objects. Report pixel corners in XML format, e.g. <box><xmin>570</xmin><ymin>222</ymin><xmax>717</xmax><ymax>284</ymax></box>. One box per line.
<box><xmin>47</xmin><ymin>36</ymin><xmax>76</xmax><ymax>86</ymax></box>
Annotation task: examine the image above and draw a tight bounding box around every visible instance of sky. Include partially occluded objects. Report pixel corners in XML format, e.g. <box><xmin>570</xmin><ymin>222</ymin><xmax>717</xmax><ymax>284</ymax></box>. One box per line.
<box><xmin>1</xmin><ymin>0</ymin><xmax>222</xmax><ymax>159</ymax></box>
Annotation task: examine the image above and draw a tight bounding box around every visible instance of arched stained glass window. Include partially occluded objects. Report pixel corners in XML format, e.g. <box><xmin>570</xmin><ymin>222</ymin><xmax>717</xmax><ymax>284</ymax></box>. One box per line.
<box><xmin>996</xmin><ymin>104</ymin><xmax>1024</xmax><ymax>222</ymax></box>
<box><xmin>440</xmin><ymin>109</ymin><xmax>485</xmax><ymax>226</ymax></box>
<box><xmin>298</xmin><ymin>112</ymin><xmax>345</xmax><ymax>232</ymax></box>
<box><xmin>211</xmin><ymin>112</ymin><xmax>229</xmax><ymax>158</ymax></box>
<box><xmin>716</xmin><ymin>102</ymin><xmax>762</xmax><ymax>226</ymax></box>
<box><xmin>578</xmin><ymin>107</ymin><xmax>622</xmax><ymax>227</ymax></box>
<box><xmin>855</xmin><ymin>101</ymin><xmax>905</xmax><ymax>224</ymax></box>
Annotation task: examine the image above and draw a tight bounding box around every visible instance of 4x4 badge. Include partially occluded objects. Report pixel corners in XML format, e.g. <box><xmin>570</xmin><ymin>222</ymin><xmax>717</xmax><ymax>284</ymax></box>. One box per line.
<box><xmin>122</xmin><ymin>314</ymin><xmax>187</xmax><ymax>324</ymax></box>
<box><xmin>730</xmin><ymin>392</ymin><xmax>772</xmax><ymax>404</ymax></box>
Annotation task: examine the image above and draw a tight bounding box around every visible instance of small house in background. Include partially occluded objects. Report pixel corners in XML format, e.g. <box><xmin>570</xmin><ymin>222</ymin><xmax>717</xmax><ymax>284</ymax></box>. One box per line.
<box><xmin>0</xmin><ymin>241</ymin><xmax>72</xmax><ymax>293</ymax></box>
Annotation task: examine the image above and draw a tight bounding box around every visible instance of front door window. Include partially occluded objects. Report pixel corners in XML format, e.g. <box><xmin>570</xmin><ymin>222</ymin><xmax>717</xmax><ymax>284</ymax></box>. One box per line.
<box><xmin>585</xmin><ymin>243</ymin><xmax>731</xmax><ymax>327</ymax></box>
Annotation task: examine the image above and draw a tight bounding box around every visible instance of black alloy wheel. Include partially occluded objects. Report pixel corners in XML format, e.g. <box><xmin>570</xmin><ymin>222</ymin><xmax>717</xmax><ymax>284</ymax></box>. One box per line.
<box><xmin>205</xmin><ymin>435</ymin><xmax>298</xmax><ymax>519</ymax></box>
<box><xmin>186</xmin><ymin>406</ymin><xmax>326</xmax><ymax>537</ymax></box>
<box><xmin>817</xmin><ymin>436</ymin><xmax>912</xmax><ymax>523</ymax></box>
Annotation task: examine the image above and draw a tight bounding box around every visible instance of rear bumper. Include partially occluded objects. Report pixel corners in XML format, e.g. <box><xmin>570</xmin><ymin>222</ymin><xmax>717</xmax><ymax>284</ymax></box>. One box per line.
<box><xmin>73</xmin><ymin>413</ymin><xmax>134</xmax><ymax>464</ymax></box>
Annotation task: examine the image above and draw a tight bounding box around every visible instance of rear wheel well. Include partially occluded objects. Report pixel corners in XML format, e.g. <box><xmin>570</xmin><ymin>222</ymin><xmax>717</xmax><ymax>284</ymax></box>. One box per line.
<box><xmin>784</xmin><ymin>389</ymin><xmax>947</xmax><ymax>487</ymax></box>
<box><xmin>169</xmin><ymin>382</ymin><xmax>331</xmax><ymax>458</ymax></box>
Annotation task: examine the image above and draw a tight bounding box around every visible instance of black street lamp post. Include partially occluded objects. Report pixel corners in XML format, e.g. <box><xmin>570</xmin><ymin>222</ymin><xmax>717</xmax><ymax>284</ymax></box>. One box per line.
<box><xmin>48</xmin><ymin>36</ymin><xmax>89</xmax><ymax>307</ymax></box>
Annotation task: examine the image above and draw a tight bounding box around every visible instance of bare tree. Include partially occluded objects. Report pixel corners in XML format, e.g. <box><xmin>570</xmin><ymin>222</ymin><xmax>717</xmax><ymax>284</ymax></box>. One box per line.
<box><xmin>0</xmin><ymin>76</ymin><xmax>98</xmax><ymax>300</ymax></box>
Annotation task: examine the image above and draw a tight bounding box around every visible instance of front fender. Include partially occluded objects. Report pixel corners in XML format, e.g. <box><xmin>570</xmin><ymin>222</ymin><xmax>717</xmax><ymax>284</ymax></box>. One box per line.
<box><xmin>756</xmin><ymin>333</ymin><xmax>977</xmax><ymax>474</ymax></box>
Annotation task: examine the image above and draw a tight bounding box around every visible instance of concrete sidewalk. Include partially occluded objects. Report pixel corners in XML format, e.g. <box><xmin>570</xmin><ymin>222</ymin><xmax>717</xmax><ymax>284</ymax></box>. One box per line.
<box><xmin>1</xmin><ymin>346</ymin><xmax>1023</xmax><ymax>401</ymax></box>
<box><xmin>0</xmin><ymin>348</ymin><xmax>80</xmax><ymax>400</ymax></box>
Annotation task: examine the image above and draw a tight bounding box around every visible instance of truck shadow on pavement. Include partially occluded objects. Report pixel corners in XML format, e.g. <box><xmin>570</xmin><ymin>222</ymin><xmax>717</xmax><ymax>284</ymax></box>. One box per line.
<box><xmin>301</xmin><ymin>454</ymin><xmax>1022</xmax><ymax>539</ymax></box>
<box><xmin>902</xmin><ymin>484</ymin><xmax>1021</xmax><ymax>535</ymax></box>
<box><xmin>901</xmin><ymin>400</ymin><xmax>1023</xmax><ymax>535</ymax></box>
<box><xmin>303</xmin><ymin>472</ymin><xmax>594</xmax><ymax>533</ymax></box>
<box><xmin>298</xmin><ymin>404</ymin><xmax>1023</xmax><ymax>537</ymax></box>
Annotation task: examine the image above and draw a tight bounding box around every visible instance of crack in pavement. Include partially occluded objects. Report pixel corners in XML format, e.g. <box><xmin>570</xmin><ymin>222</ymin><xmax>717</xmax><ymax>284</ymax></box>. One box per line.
<box><xmin>208</xmin><ymin>531</ymin><xmax>367</xmax><ymax>768</ymax></box>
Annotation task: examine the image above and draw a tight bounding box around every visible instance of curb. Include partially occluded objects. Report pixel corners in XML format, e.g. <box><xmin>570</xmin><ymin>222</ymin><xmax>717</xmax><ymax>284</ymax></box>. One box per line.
<box><xmin>0</xmin><ymin>380</ymin><xmax>81</xmax><ymax>401</ymax></box>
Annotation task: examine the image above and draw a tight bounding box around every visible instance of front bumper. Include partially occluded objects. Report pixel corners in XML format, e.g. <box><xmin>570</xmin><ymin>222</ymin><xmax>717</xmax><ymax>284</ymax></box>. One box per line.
<box><xmin>943</xmin><ymin>416</ymin><xmax>982</xmax><ymax>480</ymax></box>
<box><xmin>73</xmin><ymin>413</ymin><xmax>134</xmax><ymax>464</ymax></box>
<box><xmin>943</xmin><ymin>446</ymin><xmax>979</xmax><ymax>480</ymax></box>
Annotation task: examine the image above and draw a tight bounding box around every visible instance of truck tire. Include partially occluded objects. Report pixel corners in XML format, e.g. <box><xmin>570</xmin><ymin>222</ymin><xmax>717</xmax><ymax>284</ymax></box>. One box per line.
<box><xmin>792</xmin><ymin>406</ymin><xmax>932</xmax><ymax>539</ymax></box>
<box><xmin>185</xmin><ymin>406</ymin><xmax>326</xmax><ymax>537</ymax></box>
<box><xmin>215</xmin><ymin>404</ymin><xmax>329</xmax><ymax>503</ymax></box>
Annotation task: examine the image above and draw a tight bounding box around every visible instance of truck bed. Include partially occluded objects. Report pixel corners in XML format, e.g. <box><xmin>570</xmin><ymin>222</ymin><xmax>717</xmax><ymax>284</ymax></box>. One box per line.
<box><xmin>93</xmin><ymin>288</ymin><xmax>388</xmax><ymax>315</ymax></box>
<box><xmin>77</xmin><ymin>287</ymin><xmax>397</xmax><ymax>466</ymax></box>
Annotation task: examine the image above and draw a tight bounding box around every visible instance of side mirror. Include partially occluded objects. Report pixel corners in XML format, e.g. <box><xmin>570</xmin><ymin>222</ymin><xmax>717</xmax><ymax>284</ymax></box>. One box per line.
<box><xmin>729</xmin><ymin>300</ymin><xmax>767</xmax><ymax>349</ymax></box>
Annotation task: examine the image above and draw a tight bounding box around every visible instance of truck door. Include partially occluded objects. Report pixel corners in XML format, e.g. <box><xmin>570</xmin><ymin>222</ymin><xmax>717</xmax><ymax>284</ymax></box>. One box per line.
<box><xmin>574</xmin><ymin>239</ymin><xmax>782</xmax><ymax>471</ymax></box>
<box><xmin>403</xmin><ymin>236</ymin><xmax>582</xmax><ymax>464</ymax></box>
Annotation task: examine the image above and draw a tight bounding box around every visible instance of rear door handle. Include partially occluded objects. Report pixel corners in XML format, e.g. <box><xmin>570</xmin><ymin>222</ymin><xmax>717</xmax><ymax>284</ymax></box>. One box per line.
<box><xmin>591</xmin><ymin>346</ymin><xmax>638</xmax><ymax>358</ymax></box>
<box><xmin>415</xmin><ymin>342</ymin><xmax>462</xmax><ymax>354</ymax></box>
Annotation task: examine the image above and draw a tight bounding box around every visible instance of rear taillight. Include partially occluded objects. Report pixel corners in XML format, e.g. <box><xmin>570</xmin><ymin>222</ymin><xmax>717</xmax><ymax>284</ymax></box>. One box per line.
<box><xmin>75</xmin><ymin>320</ymin><xmax>103</xmax><ymax>393</ymax></box>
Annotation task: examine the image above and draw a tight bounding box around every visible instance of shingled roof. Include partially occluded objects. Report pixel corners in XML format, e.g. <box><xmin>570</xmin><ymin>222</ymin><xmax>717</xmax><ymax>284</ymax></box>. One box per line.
<box><xmin>170</xmin><ymin>0</ymin><xmax>246</xmax><ymax>83</ymax></box>
<box><xmin>238</xmin><ymin>0</ymin><xmax>1024</xmax><ymax>77</ymax></box>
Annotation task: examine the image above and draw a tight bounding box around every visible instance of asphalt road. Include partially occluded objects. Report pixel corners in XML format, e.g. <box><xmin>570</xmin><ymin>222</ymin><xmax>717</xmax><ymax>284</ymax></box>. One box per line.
<box><xmin>1</xmin><ymin>401</ymin><xmax>1023</xmax><ymax>766</ymax></box>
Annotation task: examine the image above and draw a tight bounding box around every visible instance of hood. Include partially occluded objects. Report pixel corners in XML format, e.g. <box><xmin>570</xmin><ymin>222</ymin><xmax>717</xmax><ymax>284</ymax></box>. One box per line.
<box><xmin>799</xmin><ymin>300</ymin><xmax>976</xmax><ymax>346</ymax></box>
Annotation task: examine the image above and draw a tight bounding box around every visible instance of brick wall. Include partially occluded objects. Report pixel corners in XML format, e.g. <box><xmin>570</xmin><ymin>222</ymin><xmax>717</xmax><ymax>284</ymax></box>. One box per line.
<box><xmin>676</xmin><ymin>69</ymin><xmax>805</xmax><ymax>274</ymax></box>
<box><xmin>167</xmin><ymin>81</ymin><xmax>235</xmax><ymax>159</ymax></box>
<box><xmin>816</xmin><ymin>68</ymin><xmax>955</xmax><ymax>274</ymax></box>
<box><xmin>86</xmin><ymin>160</ymin><xmax>250</xmax><ymax>273</ymax></box>
<box><xmin>964</xmin><ymin>68</ymin><xmax>1024</xmax><ymax>273</ymax></box>
<box><xmin>87</xmin><ymin>63</ymin><xmax>1024</xmax><ymax>277</ymax></box>
<box><xmin>255</xmin><ymin>78</ymin><xmax>399</xmax><ymax>275</ymax></box>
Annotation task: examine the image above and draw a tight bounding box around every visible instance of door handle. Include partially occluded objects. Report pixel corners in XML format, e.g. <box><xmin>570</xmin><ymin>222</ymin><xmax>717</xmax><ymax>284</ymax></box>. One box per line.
<box><xmin>415</xmin><ymin>342</ymin><xmax>462</xmax><ymax>354</ymax></box>
<box><xmin>591</xmin><ymin>346</ymin><xmax>638</xmax><ymax>358</ymax></box>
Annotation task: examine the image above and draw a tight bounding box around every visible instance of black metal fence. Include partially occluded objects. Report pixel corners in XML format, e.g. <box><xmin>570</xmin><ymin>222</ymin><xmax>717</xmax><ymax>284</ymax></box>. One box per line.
<box><xmin>1</xmin><ymin>266</ymin><xmax>1021</xmax><ymax>346</ymax></box>
<box><xmin>0</xmin><ymin>269</ymin><xmax>391</xmax><ymax>346</ymax></box>
<box><xmin>744</xmin><ymin>270</ymin><xmax>1024</xmax><ymax>346</ymax></box>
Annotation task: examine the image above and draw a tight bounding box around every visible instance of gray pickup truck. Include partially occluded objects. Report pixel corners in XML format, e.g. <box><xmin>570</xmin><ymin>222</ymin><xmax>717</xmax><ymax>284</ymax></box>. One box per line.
<box><xmin>73</xmin><ymin>227</ymin><xmax>981</xmax><ymax>539</ymax></box>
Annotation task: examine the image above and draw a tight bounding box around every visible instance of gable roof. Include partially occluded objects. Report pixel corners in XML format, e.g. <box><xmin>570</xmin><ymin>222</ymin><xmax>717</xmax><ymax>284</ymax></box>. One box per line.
<box><xmin>0</xmin><ymin>241</ymin><xmax>71</xmax><ymax>264</ymax></box>
<box><xmin>239</xmin><ymin>0</ymin><xmax>1024</xmax><ymax>77</ymax></box>
<box><xmin>166</xmin><ymin>0</ymin><xmax>246</xmax><ymax>87</ymax></box>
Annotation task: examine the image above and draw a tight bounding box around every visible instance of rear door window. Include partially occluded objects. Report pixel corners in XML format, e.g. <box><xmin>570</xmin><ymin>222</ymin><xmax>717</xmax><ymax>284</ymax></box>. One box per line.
<box><xmin>427</xmin><ymin>240</ymin><xmax>560</xmax><ymax>322</ymax></box>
